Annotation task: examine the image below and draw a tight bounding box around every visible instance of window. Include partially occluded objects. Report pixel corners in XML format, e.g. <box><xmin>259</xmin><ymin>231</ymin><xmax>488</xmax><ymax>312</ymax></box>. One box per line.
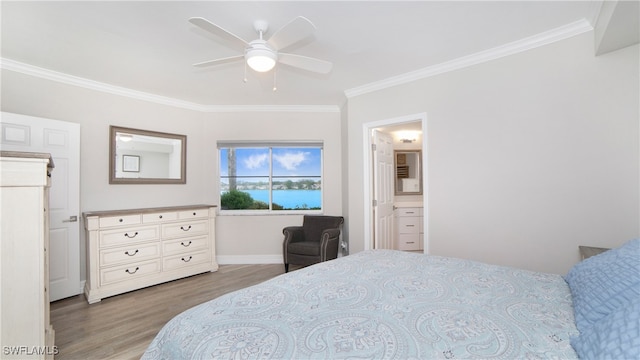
<box><xmin>219</xmin><ymin>142</ymin><xmax>323</xmax><ymax>212</ymax></box>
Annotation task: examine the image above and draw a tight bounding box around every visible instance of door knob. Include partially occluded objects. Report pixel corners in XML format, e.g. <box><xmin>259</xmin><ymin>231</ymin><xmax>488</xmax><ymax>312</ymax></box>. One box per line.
<box><xmin>63</xmin><ymin>215</ymin><xmax>78</xmax><ymax>223</ymax></box>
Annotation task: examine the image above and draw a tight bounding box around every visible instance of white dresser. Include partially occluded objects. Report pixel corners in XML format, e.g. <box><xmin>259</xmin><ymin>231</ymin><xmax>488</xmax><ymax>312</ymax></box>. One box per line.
<box><xmin>0</xmin><ymin>152</ymin><xmax>56</xmax><ymax>359</ymax></box>
<box><xmin>395</xmin><ymin>206</ymin><xmax>424</xmax><ymax>251</ymax></box>
<box><xmin>83</xmin><ymin>205</ymin><xmax>218</xmax><ymax>303</ymax></box>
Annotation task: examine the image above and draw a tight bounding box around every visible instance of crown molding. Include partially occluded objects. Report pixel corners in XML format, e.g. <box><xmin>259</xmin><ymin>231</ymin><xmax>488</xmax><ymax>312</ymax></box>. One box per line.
<box><xmin>0</xmin><ymin>58</ymin><xmax>340</xmax><ymax>113</ymax></box>
<box><xmin>202</xmin><ymin>104</ymin><xmax>340</xmax><ymax>113</ymax></box>
<box><xmin>1</xmin><ymin>18</ymin><xmax>592</xmax><ymax>111</ymax></box>
<box><xmin>344</xmin><ymin>19</ymin><xmax>594</xmax><ymax>98</ymax></box>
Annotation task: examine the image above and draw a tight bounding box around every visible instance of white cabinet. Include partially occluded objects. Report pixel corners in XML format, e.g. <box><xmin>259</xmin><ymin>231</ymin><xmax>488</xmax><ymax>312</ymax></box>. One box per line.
<box><xmin>395</xmin><ymin>207</ymin><xmax>424</xmax><ymax>251</ymax></box>
<box><xmin>0</xmin><ymin>152</ymin><xmax>56</xmax><ymax>359</ymax></box>
<box><xmin>83</xmin><ymin>205</ymin><xmax>218</xmax><ymax>304</ymax></box>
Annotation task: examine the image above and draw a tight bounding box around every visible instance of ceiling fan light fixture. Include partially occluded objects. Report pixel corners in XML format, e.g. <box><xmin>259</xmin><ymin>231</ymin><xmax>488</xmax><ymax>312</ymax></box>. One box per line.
<box><xmin>246</xmin><ymin>47</ymin><xmax>277</xmax><ymax>72</ymax></box>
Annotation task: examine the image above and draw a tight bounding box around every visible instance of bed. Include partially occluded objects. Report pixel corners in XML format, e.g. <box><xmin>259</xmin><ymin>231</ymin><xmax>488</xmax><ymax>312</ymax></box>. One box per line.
<box><xmin>142</xmin><ymin>240</ymin><xmax>639</xmax><ymax>359</ymax></box>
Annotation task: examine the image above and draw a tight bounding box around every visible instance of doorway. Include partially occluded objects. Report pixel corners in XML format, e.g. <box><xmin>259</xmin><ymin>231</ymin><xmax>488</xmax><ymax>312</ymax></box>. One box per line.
<box><xmin>1</xmin><ymin>112</ymin><xmax>82</xmax><ymax>301</ymax></box>
<box><xmin>363</xmin><ymin>112</ymin><xmax>427</xmax><ymax>253</ymax></box>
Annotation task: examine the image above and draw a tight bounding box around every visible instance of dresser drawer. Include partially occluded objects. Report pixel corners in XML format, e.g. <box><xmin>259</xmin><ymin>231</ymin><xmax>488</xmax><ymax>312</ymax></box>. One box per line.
<box><xmin>163</xmin><ymin>250</ymin><xmax>211</xmax><ymax>271</ymax></box>
<box><xmin>396</xmin><ymin>208</ymin><xmax>421</xmax><ymax>217</ymax></box>
<box><xmin>397</xmin><ymin>234</ymin><xmax>420</xmax><ymax>251</ymax></box>
<box><xmin>99</xmin><ymin>242</ymin><xmax>161</xmax><ymax>267</ymax></box>
<box><xmin>163</xmin><ymin>235</ymin><xmax>209</xmax><ymax>255</ymax></box>
<box><xmin>178</xmin><ymin>208</ymin><xmax>208</xmax><ymax>220</ymax></box>
<box><xmin>99</xmin><ymin>225</ymin><xmax>160</xmax><ymax>248</ymax></box>
<box><xmin>99</xmin><ymin>214</ymin><xmax>141</xmax><ymax>228</ymax></box>
<box><xmin>398</xmin><ymin>216</ymin><xmax>420</xmax><ymax>234</ymax></box>
<box><xmin>162</xmin><ymin>220</ymin><xmax>209</xmax><ymax>239</ymax></box>
<box><xmin>142</xmin><ymin>212</ymin><xmax>178</xmax><ymax>224</ymax></box>
<box><xmin>100</xmin><ymin>259</ymin><xmax>161</xmax><ymax>286</ymax></box>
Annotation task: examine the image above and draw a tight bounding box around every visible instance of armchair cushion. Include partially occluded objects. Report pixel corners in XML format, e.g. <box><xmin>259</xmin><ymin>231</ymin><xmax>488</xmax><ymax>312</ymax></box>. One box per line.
<box><xmin>287</xmin><ymin>241</ymin><xmax>321</xmax><ymax>256</ymax></box>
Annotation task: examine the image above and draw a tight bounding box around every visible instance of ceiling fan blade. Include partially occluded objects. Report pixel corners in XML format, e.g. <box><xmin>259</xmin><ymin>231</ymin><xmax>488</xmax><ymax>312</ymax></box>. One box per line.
<box><xmin>193</xmin><ymin>55</ymin><xmax>244</xmax><ymax>68</ymax></box>
<box><xmin>189</xmin><ymin>17</ymin><xmax>248</xmax><ymax>49</ymax></box>
<box><xmin>278</xmin><ymin>53</ymin><xmax>333</xmax><ymax>74</ymax></box>
<box><xmin>267</xmin><ymin>16</ymin><xmax>316</xmax><ymax>51</ymax></box>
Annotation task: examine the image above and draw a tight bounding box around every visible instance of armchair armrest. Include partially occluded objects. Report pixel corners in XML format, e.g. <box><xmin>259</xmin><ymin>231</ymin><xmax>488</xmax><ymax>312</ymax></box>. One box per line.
<box><xmin>283</xmin><ymin>226</ymin><xmax>305</xmax><ymax>244</ymax></box>
<box><xmin>321</xmin><ymin>228</ymin><xmax>341</xmax><ymax>241</ymax></box>
<box><xmin>319</xmin><ymin>227</ymin><xmax>342</xmax><ymax>262</ymax></box>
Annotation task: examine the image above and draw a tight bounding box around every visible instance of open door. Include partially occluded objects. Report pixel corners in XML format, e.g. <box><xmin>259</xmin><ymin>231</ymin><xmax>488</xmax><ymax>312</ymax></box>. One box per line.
<box><xmin>1</xmin><ymin>112</ymin><xmax>81</xmax><ymax>301</ymax></box>
<box><xmin>372</xmin><ymin>130</ymin><xmax>395</xmax><ymax>249</ymax></box>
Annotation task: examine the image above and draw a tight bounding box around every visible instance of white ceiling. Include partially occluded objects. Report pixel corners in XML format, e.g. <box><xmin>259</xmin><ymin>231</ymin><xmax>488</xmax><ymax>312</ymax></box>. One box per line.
<box><xmin>0</xmin><ymin>1</ymin><xmax>607</xmax><ymax>108</ymax></box>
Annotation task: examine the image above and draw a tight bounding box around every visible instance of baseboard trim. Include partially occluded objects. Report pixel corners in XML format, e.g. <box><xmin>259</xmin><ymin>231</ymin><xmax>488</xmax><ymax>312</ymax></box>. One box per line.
<box><xmin>216</xmin><ymin>254</ymin><xmax>283</xmax><ymax>265</ymax></box>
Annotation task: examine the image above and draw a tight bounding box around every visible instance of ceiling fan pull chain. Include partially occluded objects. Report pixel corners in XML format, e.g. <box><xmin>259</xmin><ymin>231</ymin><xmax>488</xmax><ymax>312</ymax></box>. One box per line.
<box><xmin>273</xmin><ymin>67</ymin><xmax>277</xmax><ymax>92</ymax></box>
<box><xmin>243</xmin><ymin>61</ymin><xmax>248</xmax><ymax>83</ymax></box>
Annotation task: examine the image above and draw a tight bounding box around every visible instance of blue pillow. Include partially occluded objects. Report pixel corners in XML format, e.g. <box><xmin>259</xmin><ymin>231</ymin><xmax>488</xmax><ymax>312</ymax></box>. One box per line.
<box><xmin>564</xmin><ymin>239</ymin><xmax>640</xmax><ymax>332</ymax></box>
<box><xmin>570</xmin><ymin>299</ymin><xmax>640</xmax><ymax>360</ymax></box>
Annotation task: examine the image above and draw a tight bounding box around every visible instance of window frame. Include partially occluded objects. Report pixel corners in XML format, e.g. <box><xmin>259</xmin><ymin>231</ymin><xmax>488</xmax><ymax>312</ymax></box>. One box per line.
<box><xmin>218</xmin><ymin>141</ymin><xmax>324</xmax><ymax>215</ymax></box>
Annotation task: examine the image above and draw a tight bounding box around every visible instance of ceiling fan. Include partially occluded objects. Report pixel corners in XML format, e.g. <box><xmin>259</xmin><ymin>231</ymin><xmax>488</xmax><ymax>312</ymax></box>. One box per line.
<box><xmin>189</xmin><ymin>16</ymin><xmax>333</xmax><ymax>75</ymax></box>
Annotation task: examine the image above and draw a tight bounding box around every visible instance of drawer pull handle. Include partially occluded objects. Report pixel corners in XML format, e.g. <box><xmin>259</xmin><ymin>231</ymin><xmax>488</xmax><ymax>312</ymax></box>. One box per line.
<box><xmin>125</xmin><ymin>249</ymin><xmax>139</xmax><ymax>256</ymax></box>
<box><xmin>406</xmin><ymin>212</ymin><xmax>415</xmax><ymax>214</ymax></box>
<box><xmin>124</xmin><ymin>232</ymin><xmax>139</xmax><ymax>238</ymax></box>
<box><xmin>119</xmin><ymin>218</ymin><xmax>123</xmax><ymax>222</ymax></box>
<box><xmin>125</xmin><ymin>267</ymin><xmax>140</xmax><ymax>274</ymax></box>
<box><xmin>159</xmin><ymin>215</ymin><xmax>163</xmax><ymax>219</ymax></box>
<box><xmin>181</xmin><ymin>256</ymin><xmax>193</xmax><ymax>263</ymax></box>
<box><xmin>192</xmin><ymin>212</ymin><xmax>197</xmax><ymax>216</ymax></box>
<box><xmin>180</xmin><ymin>225</ymin><xmax>192</xmax><ymax>231</ymax></box>
<box><xmin>181</xmin><ymin>241</ymin><xmax>192</xmax><ymax>247</ymax></box>
<box><xmin>407</xmin><ymin>241</ymin><xmax>415</xmax><ymax>244</ymax></box>
<box><xmin>406</xmin><ymin>225</ymin><xmax>415</xmax><ymax>227</ymax></box>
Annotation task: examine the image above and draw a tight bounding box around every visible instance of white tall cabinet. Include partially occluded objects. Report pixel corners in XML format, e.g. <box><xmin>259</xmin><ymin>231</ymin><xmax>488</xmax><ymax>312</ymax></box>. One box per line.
<box><xmin>0</xmin><ymin>152</ymin><xmax>56</xmax><ymax>359</ymax></box>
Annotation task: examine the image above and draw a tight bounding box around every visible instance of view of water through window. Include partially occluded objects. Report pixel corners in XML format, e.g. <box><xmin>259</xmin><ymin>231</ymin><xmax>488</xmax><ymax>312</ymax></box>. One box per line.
<box><xmin>219</xmin><ymin>145</ymin><xmax>323</xmax><ymax>211</ymax></box>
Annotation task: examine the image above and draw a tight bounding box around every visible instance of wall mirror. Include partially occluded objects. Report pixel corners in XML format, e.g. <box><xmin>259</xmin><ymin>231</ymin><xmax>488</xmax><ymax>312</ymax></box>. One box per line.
<box><xmin>109</xmin><ymin>126</ymin><xmax>186</xmax><ymax>184</ymax></box>
<box><xmin>395</xmin><ymin>150</ymin><xmax>422</xmax><ymax>195</ymax></box>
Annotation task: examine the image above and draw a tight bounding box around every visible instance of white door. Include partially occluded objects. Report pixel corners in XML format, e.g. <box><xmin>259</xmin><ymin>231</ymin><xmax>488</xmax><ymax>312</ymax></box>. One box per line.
<box><xmin>372</xmin><ymin>130</ymin><xmax>395</xmax><ymax>249</ymax></box>
<box><xmin>1</xmin><ymin>112</ymin><xmax>81</xmax><ymax>301</ymax></box>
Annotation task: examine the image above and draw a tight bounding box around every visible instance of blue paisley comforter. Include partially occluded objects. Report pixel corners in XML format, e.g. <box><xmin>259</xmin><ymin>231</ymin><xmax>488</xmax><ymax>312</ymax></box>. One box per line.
<box><xmin>142</xmin><ymin>250</ymin><xmax>579</xmax><ymax>359</ymax></box>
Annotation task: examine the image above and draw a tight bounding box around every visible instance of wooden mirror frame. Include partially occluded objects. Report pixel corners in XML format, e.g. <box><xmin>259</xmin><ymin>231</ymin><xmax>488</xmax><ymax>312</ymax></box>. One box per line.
<box><xmin>109</xmin><ymin>126</ymin><xmax>187</xmax><ymax>184</ymax></box>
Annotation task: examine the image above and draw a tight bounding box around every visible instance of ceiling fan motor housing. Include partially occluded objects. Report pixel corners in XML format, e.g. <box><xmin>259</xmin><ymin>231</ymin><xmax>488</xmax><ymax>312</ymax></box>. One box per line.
<box><xmin>245</xmin><ymin>40</ymin><xmax>277</xmax><ymax>72</ymax></box>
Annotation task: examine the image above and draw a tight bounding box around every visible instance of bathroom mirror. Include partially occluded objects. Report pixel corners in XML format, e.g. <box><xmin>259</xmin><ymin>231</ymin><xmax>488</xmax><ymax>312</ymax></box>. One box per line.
<box><xmin>395</xmin><ymin>150</ymin><xmax>422</xmax><ymax>195</ymax></box>
<box><xmin>109</xmin><ymin>126</ymin><xmax>186</xmax><ymax>184</ymax></box>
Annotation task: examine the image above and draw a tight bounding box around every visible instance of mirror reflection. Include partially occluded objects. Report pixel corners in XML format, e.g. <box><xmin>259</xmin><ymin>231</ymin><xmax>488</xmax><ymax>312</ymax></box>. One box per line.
<box><xmin>109</xmin><ymin>126</ymin><xmax>186</xmax><ymax>184</ymax></box>
<box><xmin>395</xmin><ymin>150</ymin><xmax>422</xmax><ymax>195</ymax></box>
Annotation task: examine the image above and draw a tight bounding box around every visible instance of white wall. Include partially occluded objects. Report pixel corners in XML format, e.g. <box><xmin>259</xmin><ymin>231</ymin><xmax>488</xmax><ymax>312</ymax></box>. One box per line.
<box><xmin>202</xmin><ymin>111</ymin><xmax>343</xmax><ymax>263</ymax></box>
<box><xmin>0</xmin><ymin>70</ymin><xmax>342</xmax><ymax>278</ymax></box>
<box><xmin>347</xmin><ymin>32</ymin><xmax>639</xmax><ymax>274</ymax></box>
<box><xmin>0</xmin><ymin>71</ymin><xmax>209</xmax><ymax>210</ymax></box>
<box><xmin>2</xmin><ymin>29</ymin><xmax>637</xmax><ymax>278</ymax></box>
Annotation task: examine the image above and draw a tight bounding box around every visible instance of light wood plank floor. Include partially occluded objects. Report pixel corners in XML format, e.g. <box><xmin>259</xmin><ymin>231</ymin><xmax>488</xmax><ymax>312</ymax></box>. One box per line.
<box><xmin>50</xmin><ymin>264</ymin><xmax>295</xmax><ymax>360</ymax></box>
